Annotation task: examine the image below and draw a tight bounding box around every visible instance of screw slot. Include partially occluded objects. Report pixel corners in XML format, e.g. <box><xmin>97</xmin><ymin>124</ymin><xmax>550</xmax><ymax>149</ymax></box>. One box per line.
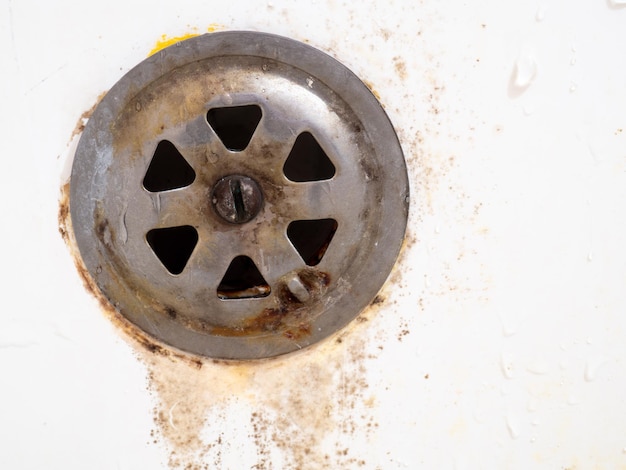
<box><xmin>211</xmin><ymin>175</ymin><xmax>264</xmax><ymax>224</ymax></box>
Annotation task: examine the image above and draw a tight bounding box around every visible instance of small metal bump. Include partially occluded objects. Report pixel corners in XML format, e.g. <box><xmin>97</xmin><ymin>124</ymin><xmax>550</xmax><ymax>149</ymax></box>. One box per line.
<box><xmin>286</xmin><ymin>273</ymin><xmax>311</xmax><ymax>303</ymax></box>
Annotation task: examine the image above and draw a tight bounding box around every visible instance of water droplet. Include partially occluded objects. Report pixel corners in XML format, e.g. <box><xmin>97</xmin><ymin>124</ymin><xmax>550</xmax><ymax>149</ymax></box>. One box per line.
<box><xmin>499</xmin><ymin>313</ymin><xmax>518</xmax><ymax>337</ymax></box>
<box><xmin>119</xmin><ymin>210</ymin><xmax>128</xmax><ymax>244</ymax></box>
<box><xmin>96</xmin><ymin>266</ymin><xmax>102</xmax><ymax>274</ymax></box>
<box><xmin>152</xmin><ymin>193</ymin><xmax>162</xmax><ymax>213</ymax></box>
<box><xmin>584</xmin><ymin>359</ymin><xmax>608</xmax><ymax>382</ymax></box>
<box><xmin>587</xmin><ymin>252</ymin><xmax>593</xmax><ymax>262</ymax></box>
<box><xmin>535</xmin><ymin>6</ymin><xmax>546</xmax><ymax>22</ymax></box>
<box><xmin>502</xmin><ymin>326</ymin><xmax>517</xmax><ymax>338</ymax></box>
<box><xmin>306</xmin><ymin>77</ymin><xmax>314</xmax><ymax>88</ymax></box>
<box><xmin>526</xmin><ymin>360</ymin><xmax>549</xmax><ymax>375</ymax></box>
<box><xmin>506</xmin><ymin>415</ymin><xmax>520</xmax><ymax>439</ymax></box>
<box><xmin>508</xmin><ymin>54</ymin><xmax>538</xmax><ymax>98</ymax></box>
<box><xmin>501</xmin><ymin>353</ymin><xmax>514</xmax><ymax>379</ymax></box>
<box><xmin>570</xmin><ymin>57</ymin><xmax>577</xmax><ymax>66</ymax></box>
<box><xmin>454</xmin><ymin>457</ymin><xmax>470</xmax><ymax>470</ymax></box>
<box><xmin>262</xmin><ymin>63</ymin><xmax>269</xmax><ymax>72</ymax></box>
<box><xmin>135</xmin><ymin>101</ymin><xmax>142</xmax><ymax>112</ymax></box>
<box><xmin>569</xmin><ymin>83</ymin><xmax>577</xmax><ymax>93</ymax></box>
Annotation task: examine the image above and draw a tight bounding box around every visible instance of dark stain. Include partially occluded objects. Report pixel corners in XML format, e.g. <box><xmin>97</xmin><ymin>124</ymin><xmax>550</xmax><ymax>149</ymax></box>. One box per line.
<box><xmin>393</xmin><ymin>56</ymin><xmax>407</xmax><ymax>81</ymax></box>
<box><xmin>57</xmin><ymin>183</ymin><xmax>70</xmax><ymax>243</ymax></box>
<box><xmin>165</xmin><ymin>307</ymin><xmax>178</xmax><ymax>319</ymax></box>
<box><xmin>397</xmin><ymin>328</ymin><xmax>410</xmax><ymax>342</ymax></box>
<box><xmin>371</xmin><ymin>295</ymin><xmax>385</xmax><ymax>306</ymax></box>
<box><xmin>138</xmin><ymin>338</ymin><xmax>169</xmax><ymax>356</ymax></box>
<box><xmin>283</xmin><ymin>324</ymin><xmax>312</xmax><ymax>341</ymax></box>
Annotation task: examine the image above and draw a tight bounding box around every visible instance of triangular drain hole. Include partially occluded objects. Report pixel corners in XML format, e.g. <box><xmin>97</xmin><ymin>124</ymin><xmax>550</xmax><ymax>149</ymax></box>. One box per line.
<box><xmin>217</xmin><ymin>255</ymin><xmax>271</xmax><ymax>300</ymax></box>
<box><xmin>287</xmin><ymin>219</ymin><xmax>338</xmax><ymax>266</ymax></box>
<box><xmin>146</xmin><ymin>225</ymin><xmax>198</xmax><ymax>275</ymax></box>
<box><xmin>143</xmin><ymin>140</ymin><xmax>196</xmax><ymax>192</ymax></box>
<box><xmin>207</xmin><ymin>105</ymin><xmax>262</xmax><ymax>151</ymax></box>
<box><xmin>283</xmin><ymin>132</ymin><xmax>336</xmax><ymax>182</ymax></box>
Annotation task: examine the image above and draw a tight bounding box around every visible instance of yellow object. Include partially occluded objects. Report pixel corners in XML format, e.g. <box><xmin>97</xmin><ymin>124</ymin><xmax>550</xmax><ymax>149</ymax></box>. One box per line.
<box><xmin>148</xmin><ymin>24</ymin><xmax>223</xmax><ymax>56</ymax></box>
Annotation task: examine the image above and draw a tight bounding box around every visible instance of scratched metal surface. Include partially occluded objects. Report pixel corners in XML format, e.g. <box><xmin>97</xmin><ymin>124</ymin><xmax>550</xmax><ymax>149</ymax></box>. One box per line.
<box><xmin>2</xmin><ymin>0</ymin><xmax>626</xmax><ymax>468</ymax></box>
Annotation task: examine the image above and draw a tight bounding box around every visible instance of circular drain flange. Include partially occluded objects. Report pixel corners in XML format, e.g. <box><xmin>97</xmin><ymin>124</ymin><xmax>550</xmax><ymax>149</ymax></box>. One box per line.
<box><xmin>70</xmin><ymin>31</ymin><xmax>409</xmax><ymax>359</ymax></box>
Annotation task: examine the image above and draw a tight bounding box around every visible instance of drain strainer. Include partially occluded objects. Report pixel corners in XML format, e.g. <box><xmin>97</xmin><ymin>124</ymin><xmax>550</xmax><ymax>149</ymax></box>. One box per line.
<box><xmin>70</xmin><ymin>31</ymin><xmax>409</xmax><ymax>359</ymax></box>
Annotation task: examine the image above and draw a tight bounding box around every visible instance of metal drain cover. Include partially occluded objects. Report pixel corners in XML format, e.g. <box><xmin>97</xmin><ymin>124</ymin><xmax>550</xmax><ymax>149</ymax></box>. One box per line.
<box><xmin>70</xmin><ymin>31</ymin><xmax>409</xmax><ymax>359</ymax></box>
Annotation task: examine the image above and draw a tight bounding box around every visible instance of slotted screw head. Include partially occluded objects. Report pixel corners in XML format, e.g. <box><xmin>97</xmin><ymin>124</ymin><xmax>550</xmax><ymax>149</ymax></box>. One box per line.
<box><xmin>211</xmin><ymin>175</ymin><xmax>264</xmax><ymax>224</ymax></box>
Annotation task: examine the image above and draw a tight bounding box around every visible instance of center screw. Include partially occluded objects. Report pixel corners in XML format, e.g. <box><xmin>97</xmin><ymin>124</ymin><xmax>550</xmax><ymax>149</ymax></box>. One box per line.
<box><xmin>211</xmin><ymin>175</ymin><xmax>264</xmax><ymax>224</ymax></box>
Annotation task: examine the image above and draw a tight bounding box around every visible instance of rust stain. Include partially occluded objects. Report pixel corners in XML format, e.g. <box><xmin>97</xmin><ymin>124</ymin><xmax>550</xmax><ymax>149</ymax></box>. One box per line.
<box><xmin>68</xmin><ymin>92</ymin><xmax>106</xmax><ymax>144</ymax></box>
<box><xmin>202</xmin><ymin>269</ymin><xmax>330</xmax><ymax>339</ymax></box>
<box><xmin>362</xmin><ymin>79</ymin><xmax>383</xmax><ymax>103</ymax></box>
<box><xmin>57</xmin><ymin>184</ymin><xmax>70</xmax><ymax>244</ymax></box>
<box><xmin>393</xmin><ymin>56</ymin><xmax>408</xmax><ymax>81</ymax></box>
